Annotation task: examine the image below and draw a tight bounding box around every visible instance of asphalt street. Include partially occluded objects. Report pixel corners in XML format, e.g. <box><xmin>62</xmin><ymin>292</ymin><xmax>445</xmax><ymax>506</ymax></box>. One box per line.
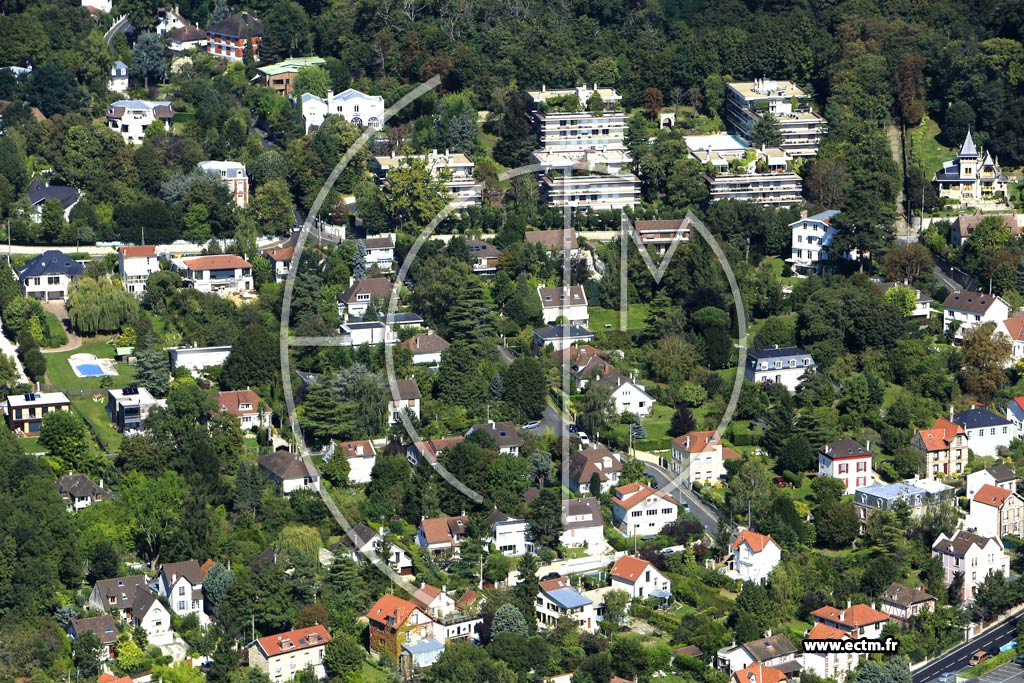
<box><xmin>912</xmin><ymin>616</ymin><xmax>1019</xmax><ymax>683</ymax></box>
<box><xmin>644</xmin><ymin>460</ymin><xmax>723</xmax><ymax>535</ymax></box>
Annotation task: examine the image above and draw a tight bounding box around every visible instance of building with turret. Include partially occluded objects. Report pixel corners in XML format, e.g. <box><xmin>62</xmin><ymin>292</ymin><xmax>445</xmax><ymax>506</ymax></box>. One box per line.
<box><xmin>934</xmin><ymin>130</ymin><xmax>1009</xmax><ymax>207</ymax></box>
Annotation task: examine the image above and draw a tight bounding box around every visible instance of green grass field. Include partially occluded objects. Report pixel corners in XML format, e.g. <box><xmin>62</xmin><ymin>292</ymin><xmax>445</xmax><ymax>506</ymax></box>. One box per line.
<box><xmin>42</xmin><ymin>312</ymin><xmax>68</xmax><ymax>348</ymax></box>
<box><xmin>589</xmin><ymin>304</ymin><xmax>650</xmax><ymax>332</ymax></box>
<box><xmin>71</xmin><ymin>395</ymin><xmax>122</xmax><ymax>453</ymax></box>
<box><xmin>44</xmin><ymin>339</ymin><xmax>137</xmax><ymax>392</ymax></box>
<box><xmin>20</xmin><ymin>436</ymin><xmax>45</xmax><ymax>453</ymax></box>
<box><xmin>910</xmin><ymin>116</ymin><xmax>956</xmax><ymax>181</ymax></box>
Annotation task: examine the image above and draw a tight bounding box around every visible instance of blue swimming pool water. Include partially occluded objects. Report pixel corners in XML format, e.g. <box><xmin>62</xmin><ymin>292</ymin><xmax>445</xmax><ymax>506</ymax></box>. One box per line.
<box><xmin>76</xmin><ymin>363</ymin><xmax>104</xmax><ymax>376</ymax></box>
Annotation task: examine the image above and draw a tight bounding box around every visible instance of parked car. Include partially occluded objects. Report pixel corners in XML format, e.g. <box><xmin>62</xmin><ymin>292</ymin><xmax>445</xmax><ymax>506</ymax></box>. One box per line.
<box><xmin>969</xmin><ymin>651</ymin><xmax>988</xmax><ymax>666</ymax></box>
<box><xmin>522</xmin><ymin>420</ymin><xmax>541</xmax><ymax>430</ymax></box>
<box><xmin>567</xmin><ymin>423</ymin><xmax>579</xmax><ymax>433</ymax></box>
<box><xmin>1013</xmin><ymin>655</ymin><xmax>1024</xmax><ymax>666</ymax></box>
<box><xmin>937</xmin><ymin>672</ymin><xmax>956</xmax><ymax>683</ymax></box>
<box><xmin>577</xmin><ymin>431</ymin><xmax>590</xmax><ymax>446</ymax></box>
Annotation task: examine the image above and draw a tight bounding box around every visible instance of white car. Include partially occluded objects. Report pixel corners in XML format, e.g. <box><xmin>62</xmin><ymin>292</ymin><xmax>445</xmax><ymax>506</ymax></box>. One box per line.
<box><xmin>522</xmin><ymin>420</ymin><xmax>541</xmax><ymax>430</ymax></box>
<box><xmin>577</xmin><ymin>431</ymin><xmax>590</xmax><ymax>446</ymax></box>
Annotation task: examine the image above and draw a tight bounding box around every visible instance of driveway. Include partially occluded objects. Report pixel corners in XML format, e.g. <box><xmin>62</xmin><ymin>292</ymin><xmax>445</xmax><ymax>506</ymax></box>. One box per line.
<box><xmin>40</xmin><ymin>300</ymin><xmax>83</xmax><ymax>353</ymax></box>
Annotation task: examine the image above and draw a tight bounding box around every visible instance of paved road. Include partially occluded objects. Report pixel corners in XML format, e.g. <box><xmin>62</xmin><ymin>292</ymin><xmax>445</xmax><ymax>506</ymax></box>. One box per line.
<box><xmin>933</xmin><ymin>264</ymin><xmax>961</xmax><ymax>293</ymax></box>
<box><xmin>912</xmin><ymin>616</ymin><xmax>1019</xmax><ymax>683</ymax></box>
<box><xmin>644</xmin><ymin>460</ymin><xmax>723</xmax><ymax>535</ymax></box>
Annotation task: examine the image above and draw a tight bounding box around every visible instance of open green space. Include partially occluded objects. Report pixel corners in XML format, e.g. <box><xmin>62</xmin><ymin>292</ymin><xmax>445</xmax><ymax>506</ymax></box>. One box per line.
<box><xmin>20</xmin><ymin>436</ymin><xmax>45</xmax><ymax>453</ymax></box>
<box><xmin>44</xmin><ymin>339</ymin><xmax>137</xmax><ymax>392</ymax></box>
<box><xmin>910</xmin><ymin>116</ymin><xmax>956</xmax><ymax>183</ymax></box>
<box><xmin>71</xmin><ymin>395</ymin><xmax>122</xmax><ymax>453</ymax></box>
<box><xmin>589</xmin><ymin>304</ymin><xmax>649</xmax><ymax>332</ymax></box>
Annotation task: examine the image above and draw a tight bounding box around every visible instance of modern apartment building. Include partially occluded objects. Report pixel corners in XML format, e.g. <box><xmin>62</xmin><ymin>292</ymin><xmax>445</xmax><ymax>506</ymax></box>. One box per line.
<box><xmin>725</xmin><ymin>79</ymin><xmax>827</xmax><ymax>156</ymax></box>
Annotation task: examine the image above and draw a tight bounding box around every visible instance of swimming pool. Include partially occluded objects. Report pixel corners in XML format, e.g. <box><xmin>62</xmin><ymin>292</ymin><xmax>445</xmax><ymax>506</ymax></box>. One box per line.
<box><xmin>76</xmin><ymin>363</ymin><xmax>105</xmax><ymax>376</ymax></box>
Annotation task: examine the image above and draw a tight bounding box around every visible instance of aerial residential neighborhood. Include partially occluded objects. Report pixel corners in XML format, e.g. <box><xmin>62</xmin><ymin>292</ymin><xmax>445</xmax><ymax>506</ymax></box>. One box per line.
<box><xmin>6</xmin><ymin>2</ymin><xmax>1024</xmax><ymax>683</ymax></box>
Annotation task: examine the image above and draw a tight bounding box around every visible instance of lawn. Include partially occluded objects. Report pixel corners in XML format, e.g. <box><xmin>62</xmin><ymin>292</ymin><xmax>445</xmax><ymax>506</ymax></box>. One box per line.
<box><xmin>71</xmin><ymin>395</ymin><xmax>122</xmax><ymax>453</ymax></box>
<box><xmin>44</xmin><ymin>339</ymin><xmax>137</xmax><ymax>392</ymax></box>
<box><xmin>589</xmin><ymin>304</ymin><xmax>650</xmax><ymax>332</ymax></box>
<box><xmin>358</xmin><ymin>662</ymin><xmax>394</xmax><ymax>683</ymax></box>
<box><xmin>605</xmin><ymin>402</ymin><xmax>675</xmax><ymax>452</ymax></box>
<box><xmin>42</xmin><ymin>312</ymin><xmax>68</xmax><ymax>348</ymax></box>
<box><xmin>20</xmin><ymin>436</ymin><xmax>45</xmax><ymax>453</ymax></box>
<box><xmin>478</xmin><ymin>131</ymin><xmax>499</xmax><ymax>155</ymax></box>
<box><xmin>910</xmin><ymin>115</ymin><xmax>956</xmax><ymax>182</ymax></box>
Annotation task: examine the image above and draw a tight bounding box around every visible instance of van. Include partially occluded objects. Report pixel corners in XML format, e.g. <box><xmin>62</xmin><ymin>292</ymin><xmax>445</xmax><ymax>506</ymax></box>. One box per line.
<box><xmin>969</xmin><ymin>651</ymin><xmax>988</xmax><ymax>666</ymax></box>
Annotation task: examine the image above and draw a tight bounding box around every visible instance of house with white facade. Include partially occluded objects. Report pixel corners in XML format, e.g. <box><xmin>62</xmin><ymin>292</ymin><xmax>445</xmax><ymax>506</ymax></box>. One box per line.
<box><xmin>157</xmin><ymin>559</ymin><xmax>207</xmax><ymax>622</ymax></box>
<box><xmin>467</xmin><ymin>421</ymin><xmax>522</xmax><ymax>455</ymax></box>
<box><xmin>361</xmin><ymin>235</ymin><xmax>396</xmax><ymax>271</ymax></box>
<box><xmin>934</xmin><ymin>130</ymin><xmax>1009</xmax><ymax>208</ymax></box>
<box><xmin>565</xmin><ymin>445</ymin><xmax>623</xmax><ymax>494</ymax></box>
<box><xmin>166</xmin><ymin>24</ymin><xmax>207</xmax><ymax>51</ymax></box>
<box><xmin>725</xmin><ymin>79</ymin><xmax>827</xmax><ymax>156</ymax></box>
<box><xmin>818</xmin><ymin>438</ymin><xmax>873</xmax><ymax>495</ymax></box>
<box><xmin>467</xmin><ymin>240</ymin><xmax>501</xmax><ymax>273</ymax></box>
<box><xmin>744</xmin><ymin>346</ymin><xmax>815</xmax><ymax>392</ymax></box>
<box><xmin>402</xmin><ymin>332</ymin><xmax>449</xmax><ymax>365</ymax></box>
<box><xmin>538</xmin><ymin>285</ymin><xmax>588</xmax><ymax>326</ymax></box>
<box><xmin>811</xmin><ymin>603</ymin><xmax>890</xmax><ymax>640</ymax></box>
<box><xmin>609</xmin><ymin>555</ymin><xmax>672</xmax><ymax>601</ymax></box>
<box><xmin>560</xmin><ymin>497</ymin><xmax>605</xmax><ymax>551</ymax></box>
<box><xmin>484</xmin><ymin>510</ymin><xmax>532</xmax><ymax>557</ymax></box>
<box><xmin>533</xmin><ymin>325</ymin><xmax>596</xmax><ymax>352</ymax></box>
<box><xmin>788</xmin><ymin>209</ymin><xmax>841</xmax><ymax>274</ymax></box>
<box><xmin>879</xmin><ymin>582</ymin><xmax>936</xmax><ymax>621</ymax></box>
<box><xmin>26</xmin><ymin>179</ymin><xmax>80</xmax><ymax>223</ymax></box>
<box><xmin>999</xmin><ymin>315</ymin><xmax>1024</xmax><ymax>365</ymax></box>
<box><xmin>686</xmin><ymin>134</ymin><xmax>803</xmax><ymax>206</ymax></box>
<box><xmin>155</xmin><ymin>6</ymin><xmax>187</xmax><ymax>35</ymax></box>
<box><xmin>336</xmin><ymin>440</ymin><xmax>375</xmax><ymax>484</ymax></box>
<box><xmin>169</xmin><ymin>345</ymin><xmax>231</xmax><ymax>372</ymax></box>
<box><xmin>388</xmin><ymin>379</ymin><xmax>421</xmax><ymax>424</ymax></box>
<box><xmin>525</xmin><ymin>228</ymin><xmax>580</xmax><ymax>256</ymax></box>
<box><xmin>106</xmin><ymin>100</ymin><xmax>173</xmax><ymax>144</ymax></box>
<box><xmin>108</xmin><ymin>60</ymin><xmax>129</xmax><ymax>93</ymax></box>
<box><xmin>632</xmin><ymin>218</ymin><xmax>691</xmax><ymax>253</ymax></box>
<box><xmin>536</xmin><ymin>576</ymin><xmax>599</xmax><ymax>633</ymax></box>
<box><xmin>576</xmin><ymin>362</ymin><xmax>654</xmax><ymax>417</ymax></box>
<box><xmin>877</xmin><ymin>281</ymin><xmax>933</xmax><ymax>319</ymax></box>
<box><xmin>301</xmin><ymin>89</ymin><xmax>385</xmax><ymax>133</ymax></box>
<box><xmin>337</xmin><ymin>277</ymin><xmax>393</xmax><ymax>318</ymax></box>
<box><xmin>18</xmin><ymin>250</ymin><xmax>83</xmax><ymax>301</ymax></box>
<box><xmin>417</xmin><ymin>515</ymin><xmax>470</xmax><ymax>554</ymax></box>
<box><xmin>257</xmin><ymin>449</ymin><xmax>320</xmax><ymax>494</ymax></box>
<box><xmin>118</xmin><ymin>245</ymin><xmax>160</xmax><ymax>297</ymax></box>
<box><xmin>248</xmin><ymin>625</ymin><xmax>330</xmax><ymax>682</ymax></box>
<box><xmin>966</xmin><ymin>464</ymin><xmax>1018</xmax><ymax>500</ymax></box>
<box><xmin>265</xmin><ymin>246</ymin><xmax>293</xmax><ymax>283</ymax></box>
<box><xmin>131</xmin><ymin>590</ymin><xmax>172</xmax><ymax>643</ymax></box>
<box><xmin>716</xmin><ymin>634</ymin><xmax>800</xmax><ymax>675</ymax></box>
<box><xmin>171</xmin><ymin>255</ymin><xmax>253</xmax><ymax>294</ymax></box>
<box><xmin>611</xmin><ymin>482</ymin><xmax>679</xmax><ymax>537</ymax></box>
<box><xmin>942</xmin><ymin>289</ymin><xmax>1011</xmax><ymax>340</ymax></box>
<box><xmin>374</xmin><ymin>150</ymin><xmax>481</xmax><ymax>209</ymax></box>
<box><xmin>216</xmin><ymin>389</ymin><xmax>272</xmax><ymax>430</ymax></box>
<box><xmin>729</xmin><ymin>530</ymin><xmax>782</xmax><ymax>584</ymax></box>
<box><xmin>801</xmin><ymin>623</ymin><xmax>859</xmax><ymax>683</ymax></box>
<box><xmin>952</xmin><ymin>406</ymin><xmax>1014</xmax><ymax>457</ymax></box>
<box><xmin>198</xmin><ymin>160</ymin><xmax>249</xmax><ymax>208</ymax></box>
<box><xmin>670</xmin><ymin>430</ymin><xmax>741</xmax><ymax>485</ymax></box>
<box><xmin>55</xmin><ymin>473</ymin><xmax>110</xmax><ymax>511</ymax></box>
<box><xmin>913</xmin><ymin>417</ymin><xmax>969</xmax><ymax>481</ymax></box>
<box><xmin>337</xmin><ymin>522</ymin><xmax>413</xmax><ymax>574</ymax></box>
<box><xmin>932</xmin><ymin>530</ymin><xmax>1010</xmax><ymax>603</ymax></box>
<box><xmin>968</xmin><ymin>483</ymin><xmax>1024</xmax><ymax>538</ymax></box>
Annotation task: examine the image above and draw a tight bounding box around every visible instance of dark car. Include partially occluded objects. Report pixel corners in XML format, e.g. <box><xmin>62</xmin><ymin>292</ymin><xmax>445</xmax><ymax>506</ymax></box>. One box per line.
<box><xmin>1013</xmin><ymin>655</ymin><xmax>1024</xmax><ymax>666</ymax></box>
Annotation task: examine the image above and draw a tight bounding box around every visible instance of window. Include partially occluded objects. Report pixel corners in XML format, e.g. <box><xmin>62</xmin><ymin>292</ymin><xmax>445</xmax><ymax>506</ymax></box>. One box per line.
<box><xmin>178</xmin><ymin>586</ymin><xmax>185</xmax><ymax>596</ymax></box>
<box><xmin>177</xmin><ymin>601</ymin><xmax>186</xmax><ymax>611</ymax></box>
<box><xmin>47</xmin><ymin>276</ymin><xmax>60</xmax><ymax>285</ymax></box>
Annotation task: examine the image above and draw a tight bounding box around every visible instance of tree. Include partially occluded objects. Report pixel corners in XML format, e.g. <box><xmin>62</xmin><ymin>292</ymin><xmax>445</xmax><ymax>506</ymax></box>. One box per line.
<box><xmin>814</xmin><ymin>498</ymin><xmax>859</xmax><ymax>549</ymax></box>
<box><xmin>501</xmin><ymin>357</ymin><xmax>547</xmax><ymax>422</ymax></box>
<box><xmin>39</xmin><ymin>199</ymin><xmax>66</xmax><ymax>244</ymax></box>
<box><xmin>134</xmin><ymin>347</ymin><xmax>170</xmax><ymax>397</ymax></box>
<box><xmin>118</xmin><ymin>470</ymin><xmax>188</xmax><ymax>570</ymax></box>
<box><xmin>491</xmin><ymin>603</ymin><xmax>529</xmax><ymax>638</ymax></box>
<box><xmin>39</xmin><ymin>411</ymin><xmax>91</xmax><ymax>474</ymax></box>
<box><xmin>668</xmin><ymin>403</ymin><xmax>697</xmax><ymax>437</ymax></box>
<box><xmin>323</xmin><ymin>631</ymin><xmax>365</xmax><ymax>682</ymax></box>
<box><xmin>383</xmin><ymin>155</ymin><xmax>451</xmax><ymax>232</ymax></box>
<box><xmin>221</xmin><ymin>324</ymin><xmax>277</xmax><ymax>389</ymax></box>
<box><xmin>777</xmin><ymin>434</ymin><xmax>814</xmax><ymax>473</ymax></box>
<box><xmin>642</xmin><ymin>88</ymin><xmax>664</xmax><ymax>118</ymax></box>
<box><xmin>203</xmin><ymin>563</ymin><xmax>233</xmax><ymax>615</ymax></box>
<box><xmin>66</xmin><ymin>277</ymin><xmax>139</xmax><ymax>335</ymax></box>
<box><xmin>71</xmin><ymin>629</ymin><xmax>102</xmax><ymax>677</ymax></box>
<box><xmin>210</xmin><ymin>0</ymin><xmax>230</xmax><ymax>23</ymax></box>
<box><xmin>292</xmin><ymin>66</ymin><xmax>331</xmax><ymax>98</ymax></box>
<box><xmin>960</xmin><ymin>322</ymin><xmax>1011</xmax><ymax>401</ymax></box>
<box><xmin>880</xmin><ymin>243</ymin><xmax>932</xmax><ymax>283</ymax></box>
<box><xmin>884</xmin><ymin>285</ymin><xmax>917</xmax><ymax>317</ymax></box>
<box><xmin>944</xmin><ymin>102</ymin><xmax>975</xmax><ymax>147</ymax></box>
<box><xmin>352</xmin><ymin>240</ymin><xmax>367</xmax><ymax>281</ymax></box>
<box><xmin>602</xmin><ymin>589</ymin><xmax>630</xmax><ymax>630</ymax></box>
<box><xmin>751</xmin><ymin>113</ymin><xmax>784</xmax><ymax>148</ymax></box>
<box><xmin>276</xmin><ymin>524</ymin><xmax>322</xmax><ymax>569</ymax></box>
<box><xmin>252</xmin><ymin>179</ymin><xmax>296</xmax><ymax>235</ymax></box>
<box><xmin>131</xmin><ymin>32</ymin><xmax>167</xmax><ymax>89</ymax></box>
<box><xmin>578</xmin><ymin>381</ymin><xmax>615</xmax><ymax>437</ymax></box>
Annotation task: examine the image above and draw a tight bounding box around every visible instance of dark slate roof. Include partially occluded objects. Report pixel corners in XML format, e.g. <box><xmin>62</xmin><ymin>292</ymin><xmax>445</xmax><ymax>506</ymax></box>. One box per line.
<box><xmin>960</xmin><ymin>129</ymin><xmax>977</xmax><ymax>157</ymax></box>
<box><xmin>19</xmin><ymin>250</ymin><xmax>84</xmax><ymax>279</ymax></box>
<box><xmin>561</xmin><ymin>496</ymin><xmax>603</xmax><ymax>528</ymax></box>
<box><xmin>987</xmin><ymin>464</ymin><xmax>1018</xmax><ymax>483</ymax></box>
<box><xmin>742</xmin><ymin>634</ymin><xmax>798</xmax><ymax>662</ymax></box>
<box><xmin>953</xmin><ymin>407</ymin><xmax>1012</xmax><ymax>430</ymax></box>
<box><xmin>91</xmin><ymin>575</ymin><xmax>148</xmax><ymax>611</ymax></box>
<box><xmin>69</xmin><ymin>615</ymin><xmax>119</xmax><ymax>645</ymax></box>
<box><xmin>748</xmin><ymin>345</ymin><xmax>812</xmax><ymax>360</ymax></box>
<box><xmin>534</xmin><ymin>325</ymin><xmax>594</xmax><ymax>341</ymax></box>
<box><xmin>55</xmin><ymin>473</ymin><xmax>108</xmax><ymax>501</ymax></box>
<box><xmin>881</xmin><ymin>582</ymin><xmax>935</xmax><ymax>609</ymax></box>
<box><xmin>206</xmin><ymin>12</ymin><xmax>262</xmax><ymax>38</ymax></box>
<box><xmin>258</xmin><ymin>450</ymin><xmax>317</xmax><ymax>480</ymax></box>
<box><xmin>27</xmin><ymin>179</ymin><xmax>79</xmax><ymax>210</ymax></box>
<box><xmin>339</xmin><ymin>522</ymin><xmax>379</xmax><ymax>550</ymax></box>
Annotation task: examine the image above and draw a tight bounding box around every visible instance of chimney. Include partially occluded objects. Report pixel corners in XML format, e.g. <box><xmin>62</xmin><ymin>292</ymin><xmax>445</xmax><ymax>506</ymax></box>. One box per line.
<box><xmin>865</xmin><ymin>440</ymin><xmax>870</xmax><ymax>451</ymax></box>
<box><xmin>415</xmin><ymin>337</ymin><xmax>420</xmax><ymax>349</ymax></box>
<box><xmin>355</xmin><ymin>444</ymin><xmax>363</xmax><ymax>456</ymax></box>
<box><xmin>542</xmin><ymin>84</ymin><xmax>546</xmax><ymax>92</ymax></box>
<box><xmin>326</xmin><ymin>90</ymin><xmax>334</xmax><ymax>101</ymax></box>
<box><xmin>800</xmin><ymin>209</ymin><xmax>808</xmax><ymax>219</ymax></box>
<box><xmin>950</xmin><ymin>406</ymin><xmax>954</xmax><ymax>421</ymax></box>
<box><xmin>847</xmin><ymin>599</ymin><xmax>852</xmax><ymax>609</ymax></box>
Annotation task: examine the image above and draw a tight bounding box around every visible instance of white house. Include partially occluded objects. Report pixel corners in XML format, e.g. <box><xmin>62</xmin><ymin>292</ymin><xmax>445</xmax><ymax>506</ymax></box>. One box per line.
<box><xmin>587</xmin><ymin>366</ymin><xmax>655</xmax><ymax>418</ymax></box>
<box><xmin>818</xmin><ymin>439</ymin><xmax>873</xmax><ymax>495</ymax></box>
<box><xmin>564</xmin><ymin>446</ymin><xmax>622</xmax><ymax>494</ymax></box>
<box><xmin>337</xmin><ymin>277</ymin><xmax>394</xmax><ymax>318</ymax></box>
<box><xmin>362</xmin><ymin>235</ymin><xmax>396</xmax><ymax>271</ymax></box>
<box><xmin>484</xmin><ymin>510</ymin><xmax>532</xmax><ymax>557</ymax></box>
<box><xmin>932</xmin><ymin>531</ymin><xmax>1010</xmax><ymax>603</ymax></box>
<box><xmin>879</xmin><ymin>582</ymin><xmax>936</xmax><ymax>621</ymax></box>
<box><xmin>157</xmin><ymin>559</ymin><xmax>207</xmax><ymax>623</ymax></box>
<box><xmin>966</xmin><ymin>463</ymin><xmax>1018</xmax><ymax>500</ymax></box>
<box><xmin>81</xmin><ymin>0</ymin><xmax>112</xmax><ymax>12</ymax></box>
<box><xmin>166</xmin><ymin>24</ymin><xmax>207</xmax><ymax>51</ymax></box>
<box><xmin>388</xmin><ymin>378</ymin><xmax>421</xmax><ymax>424</ymax></box>
<box><xmin>108</xmin><ymin>60</ymin><xmax>129</xmax><ymax>93</ymax></box>
<box><xmin>131</xmin><ymin>590</ymin><xmax>172</xmax><ymax>644</ymax></box>
<box><xmin>533</xmin><ymin>324</ymin><xmax>595</xmax><ymax>352</ymax></box>
<box><xmin>609</xmin><ymin>555</ymin><xmax>672</xmax><ymax>601</ymax></box>
<box><xmin>466</xmin><ymin>421</ymin><xmax>523</xmax><ymax>455</ymax></box>
<box><xmin>942</xmin><ymin>289</ymin><xmax>1012</xmax><ymax>340</ymax></box>
<box><xmin>18</xmin><ymin>250</ymin><xmax>83</xmax><ymax>301</ymax></box>
<box><xmin>118</xmin><ymin>245</ymin><xmax>160</xmax><ymax>297</ymax></box>
<box><xmin>336</xmin><ymin>439</ymin><xmax>376</xmax><ymax>484</ymax></box>
<box><xmin>171</xmin><ymin>254</ymin><xmax>253</xmax><ymax>294</ymax></box>
<box><xmin>999</xmin><ymin>315</ymin><xmax>1024</xmax><ymax>365</ymax></box>
<box><xmin>155</xmin><ymin>6</ymin><xmax>187</xmax><ymax>35</ymax></box>
<box><xmin>338</xmin><ymin>522</ymin><xmax>413</xmax><ymax>574</ymax></box>
<box><xmin>670</xmin><ymin>430</ymin><xmax>741</xmax><ymax>485</ymax></box>
<box><xmin>538</xmin><ymin>285</ymin><xmax>589</xmax><ymax>326</ymax></box>
<box><xmin>611</xmin><ymin>482</ymin><xmax>679</xmax><ymax>538</ymax></box>
<box><xmin>801</xmin><ymin>623</ymin><xmax>859</xmax><ymax>683</ymax></box>
<box><xmin>338</xmin><ymin>320</ymin><xmax>398</xmax><ymax>347</ymax></box>
<box><xmin>55</xmin><ymin>473</ymin><xmax>110</xmax><ymax>511</ymax></box>
<box><xmin>788</xmin><ymin>209</ymin><xmax>841</xmax><ymax>274</ymax></box>
<box><xmin>968</xmin><ymin>484</ymin><xmax>1024</xmax><ymax>538</ymax></box>
<box><xmin>106</xmin><ymin>100</ymin><xmax>173</xmax><ymax>144</ymax></box>
<box><xmin>258</xmin><ymin>449</ymin><xmax>320</xmax><ymax>494</ymax></box>
<box><xmin>26</xmin><ymin>179</ymin><xmax>80</xmax><ymax>223</ymax></box>
<box><xmin>717</xmin><ymin>634</ymin><xmax>800</xmax><ymax>674</ymax></box>
<box><xmin>952</xmin><ymin>406</ymin><xmax>1014</xmax><ymax>457</ymax></box>
<box><xmin>725</xmin><ymin>79</ymin><xmax>827</xmax><ymax>156</ymax></box>
<box><xmin>301</xmin><ymin>89</ymin><xmax>385</xmax><ymax>133</ymax></box>
<box><xmin>410</xmin><ymin>583</ymin><xmax>457</xmax><ymax>619</ymax></box>
<box><xmin>811</xmin><ymin>603</ymin><xmax>890</xmax><ymax>640</ymax></box>
<box><xmin>536</xmin><ymin>576</ymin><xmax>598</xmax><ymax>633</ymax></box>
<box><xmin>197</xmin><ymin>160</ymin><xmax>249</xmax><ymax>208</ymax></box>
<box><xmin>374</xmin><ymin>150</ymin><xmax>481</xmax><ymax>209</ymax></box>
<box><xmin>169</xmin><ymin>345</ymin><xmax>231</xmax><ymax>372</ymax></box>
<box><xmin>265</xmin><ymin>246</ymin><xmax>293</xmax><ymax>283</ymax></box>
<box><xmin>686</xmin><ymin>133</ymin><xmax>802</xmax><ymax>206</ymax></box>
<box><xmin>216</xmin><ymin>389</ymin><xmax>272</xmax><ymax>430</ymax></box>
<box><xmin>744</xmin><ymin>346</ymin><xmax>816</xmax><ymax>392</ymax></box>
<box><xmin>401</xmin><ymin>332</ymin><xmax>449</xmax><ymax>365</ymax></box>
<box><xmin>560</xmin><ymin>497</ymin><xmax>605</xmax><ymax>551</ymax></box>
<box><xmin>248</xmin><ymin>625</ymin><xmax>330</xmax><ymax>682</ymax></box>
<box><xmin>729</xmin><ymin>530</ymin><xmax>782</xmax><ymax>584</ymax></box>
<box><xmin>417</xmin><ymin>515</ymin><xmax>470</xmax><ymax>554</ymax></box>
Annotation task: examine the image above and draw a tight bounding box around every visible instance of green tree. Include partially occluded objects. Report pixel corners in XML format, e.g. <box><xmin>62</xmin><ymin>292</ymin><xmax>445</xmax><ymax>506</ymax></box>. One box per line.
<box><xmin>39</xmin><ymin>199</ymin><xmax>66</xmax><ymax>244</ymax></box>
<box><xmin>292</xmin><ymin>66</ymin><xmax>331</xmax><ymax>98</ymax></box>
<box><xmin>501</xmin><ymin>357</ymin><xmax>547</xmax><ymax>422</ymax></box>
<box><xmin>252</xmin><ymin>179</ymin><xmax>296</xmax><ymax>235</ymax></box>
<box><xmin>39</xmin><ymin>411</ymin><xmax>91</xmax><ymax>474</ymax></box>
<box><xmin>578</xmin><ymin>380</ymin><xmax>615</xmax><ymax>436</ymax></box>
<box><xmin>960</xmin><ymin>322</ymin><xmax>1012</xmax><ymax>401</ymax></box>
<box><xmin>118</xmin><ymin>470</ymin><xmax>188</xmax><ymax>570</ymax></box>
<box><xmin>134</xmin><ymin>347</ymin><xmax>170</xmax><ymax>397</ymax></box>
<box><xmin>814</xmin><ymin>498</ymin><xmax>859</xmax><ymax>549</ymax></box>
<box><xmin>352</xmin><ymin>240</ymin><xmax>367</xmax><ymax>281</ymax></box>
<box><xmin>777</xmin><ymin>434</ymin><xmax>814</xmax><ymax>473</ymax></box>
<box><xmin>751</xmin><ymin>113</ymin><xmax>784</xmax><ymax>148</ymax></box>
<box><xmin>221</xmin><ymin>324</ymin><xmax>278</xmax><ymax>390</ymax></box>
<box><xmin>383</xmin><ymin>155</ymin><xmax>451</xmax><ymax>232</ymax></box>
<box><xmin>66</xmin><ymin>277</ymin><xmax>139</xmax><ymax>335</ymax></box>
<box><xmin>71</xmin><ymin>629</ymin><xmax>102</xmax><ymax>677</ymax></box>
<box><xmin>602</xmin><ymin>589</ymin><xmax>630</xmax><ymax>630</ymax></box>
<box><xmin>323</xmin><ymin>631</ymin><xmax>365</xmax><ymax>682</ymax></box>
<box><xmin>668</xmin><ymin>403</ymin><xmax>697</xmax><ymax>437</ymax></box>
<box><xmin>491</xmin><ymin>603</ymin><xmax>529</xmax><ymax>638</ymax></box>
<box><xmin>131</xmin><ymin>32</ymin><xmax>167</xmax><ymax>89</ymax></box>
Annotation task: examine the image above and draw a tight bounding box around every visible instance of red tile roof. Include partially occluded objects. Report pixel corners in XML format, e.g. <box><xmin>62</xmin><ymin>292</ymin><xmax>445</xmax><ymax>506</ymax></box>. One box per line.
<box><xmin>672</xmin><ymin>430</ymin><xmax>719</xmax><ymax>453</ymax></box>
<box><xmin>1003</xmin><ymin>315</ymin><xmax>1024</xmax><ymax>342</ymax></box>
<box><xmin>733</xmin><ymin>664</ymin><xmax>787</xmax><ymax>683</ymax></box>
<box><xmin>337</xmin><ymin>440</ymin><xmax>375</xmax><ymax>458</ymax></box>
<box><xmin>183</xmin><ymin>254</ymin><xmax>252</xmax><ymax>270</ymax></box>
<box><xmin>266</xmin><ymin>246</ymin><xmax>294</xmax><ymax>261</ymax></box>
<box><xmin>119</xmin><ymin>245</ymin><xmax>156</xmax><ymax>258</ymax></box>
<box><xmin>974</xmin><ymin>483</ymin><xmax>1013</xmax><ymax>508</ymax></box>
<box><xmin>732</xmin><ymin>530</ymin><xmax>777</xmax><ymax>553</ymax></box>
<box><xmin>613</xmin><ymin>483</ymin><xmax>679</xmax><ymax>510</ymax></box>
<box><xmin>217</xmin><ymin>389</ymin><xmax>261</xmax><ymax>416</ymax></box>
<box><xmin>252</xmin><ymin>624</ymin><xmax>330</xmax><ymax>657</ymax></box>
<box><xmin>610</xmin><ymin>555</ymin><xmax>651</xmax><ymax>582</ymax></box>
<box><xmin>916</xmin><ymin>418</ymin><xmax>965</xmax><ymax>452</ymax></box>
<box><xmin>805</xmin><ymin>622</ymin><xmax>850</xmax><ymax>640</ymax></box>
<box><xmin>410</xmin><ymin>584</ymin><xmax>443</xmax><ymax>611</ymax></box>
<box><xmin>811</xmin><ymin>603</ymin><xmax>889</xmax><ymax>629</ymax></box>
<box><xmin>367</xmin><ymin>594</ymin><xmax>418</xmax><ymax>628</ymax></box>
